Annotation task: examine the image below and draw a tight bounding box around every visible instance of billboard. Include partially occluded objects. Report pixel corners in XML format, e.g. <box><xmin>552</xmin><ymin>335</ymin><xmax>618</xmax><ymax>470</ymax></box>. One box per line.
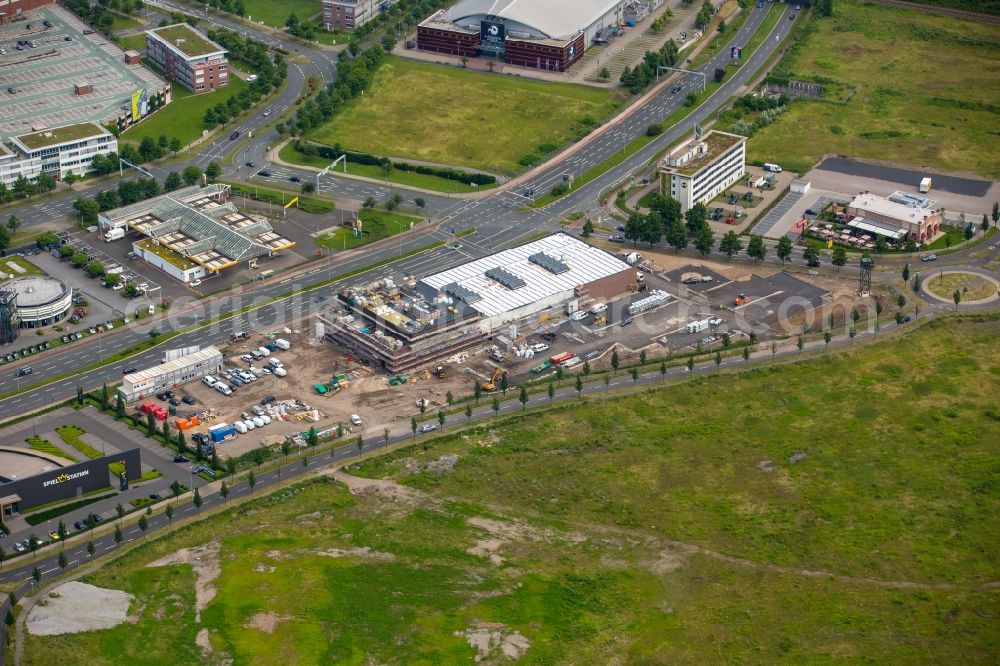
<box><xmin>131</xmin><ymin>88</ymin><xmax>149</xmax><ymax>122</ymax></box>
<box><xmin>480</xmin><ymin>20</ymin><xmax>506</xmax><ymax>56</ymax></box>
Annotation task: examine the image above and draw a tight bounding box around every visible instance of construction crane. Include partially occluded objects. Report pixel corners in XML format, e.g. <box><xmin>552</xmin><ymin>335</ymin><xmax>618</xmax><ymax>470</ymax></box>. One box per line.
<box><xmin>482</xmin><ymin>367</ymin><xmax>503</xmax><ymax>392</ymax></box>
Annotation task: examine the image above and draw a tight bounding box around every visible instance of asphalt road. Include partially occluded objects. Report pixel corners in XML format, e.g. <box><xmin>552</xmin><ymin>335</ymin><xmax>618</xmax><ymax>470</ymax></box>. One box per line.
<box><xmin>0</xmin><ymin>4</ymin><xmax>801</xmax><ymax>415</ymax></box>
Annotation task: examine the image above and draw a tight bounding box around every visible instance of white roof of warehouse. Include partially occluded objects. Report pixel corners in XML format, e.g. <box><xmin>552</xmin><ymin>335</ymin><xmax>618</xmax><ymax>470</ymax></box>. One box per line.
<box><xmin>849</xmin><ymin>193</ymin><xmax>935</xmax><ymax>224</ymax></box>
<box><xmin>123</xmin><ymin>346</ymin><xmax>221</xmax><ymax>386</ymax></box>
<box><xmin>420</xmin><ymin>234</ymin><xmax>630</xmax><ymax>318</ymax></box>
<box><xmin>446</xmin><ymin>0</ymin><xmax>619</xmax><ymax>39</ymax></box>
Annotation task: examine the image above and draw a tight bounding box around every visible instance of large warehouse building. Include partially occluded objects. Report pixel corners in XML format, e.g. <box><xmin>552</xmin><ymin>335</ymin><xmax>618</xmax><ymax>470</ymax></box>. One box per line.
<box><xmin>319</xmin><ymin>234</ymin><xmax>633</xmax><ymax>372</ymax></box>
<box><xmin>417</xmin><ymin>0</ymin><xmax>653</xmax><ymax>72</ymax></box>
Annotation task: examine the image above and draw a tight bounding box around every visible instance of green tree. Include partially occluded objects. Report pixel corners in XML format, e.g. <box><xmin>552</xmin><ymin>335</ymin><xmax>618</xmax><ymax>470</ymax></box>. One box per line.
<box><xmin>803</xmin><ymin>241</ymin><xmax>821</xmax><ymax>267</ymax></box>
<box><xmin>165</xmin><ymin>504</ymin><xmax>174</xmax><ymax>527</ymax></box>
<box><xmin>666</xmin><ymin>217</ymin><xmax>687</xmax><ymax>253</ymax></box>
<box><xmin>575</xmin><ymin>375</ymin><xmax>584</xmax><ymax>397</ymax></box>
<box><xmin>465</xmin><ymin>404</ymin><xmax>473</xmax><ymax>422</ymax></box>
<box><xmin>797</xmin><ymin>335</ymin><xmax>804</xmax><ymax>354</ymax></box>
<box><xmin>87</xmin><ymin>541</ymin><xmax>96</xmax><ymax>557</ymax></box>
<box><xmin>581</xmin><ymin>219</ymin><xmax>594</xmax><ymax>238</ymax></box>
<box><xmin>138</xmin><ymin>515</ymin><xmax>148</xmax><ymax>537</ymax></box>
<box><xmin>831</xmin><ymin>246</ymin><xmax>847</xmax><ymax>271</ymax></box>
<box><xmin>33</xmin><ymin>567</ymin><xmax>41</xmax><ymax>582</ymax></box>
<box><xmin>953</xmin><ymin>289</ymin><xmax>961</xmax><ymax>310</ymax></box>
<box><xmin>519</xmin><ymin>386</ymin><xmax>528</xmax><ymax>410</ymax></box>
<box><xmin>114</xmin><ymin>525</ymin><xmax>122</xmax><ymax>544</ymax></box>
<box><xmin>611</xmin><ymin>350</ymin><xmax>619</xmax><ymax>373</ymax></box>
<box><xmin>411</xmin><ymin>417</ymin><xmax>418</xmax><ymax>438</ymax></box>
<box><xmin>687</xmin><ymin>356</ymin><xmax>695</xmax><ymax>373</ymax></box>
<box><xmin>146</xmin><ymin>411</ymin><xmax>156</xmax><ymax>434</ymax></box>
<box><xmin>170</xmin><ymin>480</ymin><xmax>182</xmax><ymax>500</ymax></box>
<box><xmin>719</xmin><ymin>231</ymin><xmax>742</xmax><ymax>259</ymax></box>
<box><xmin>902</xmin><ymin>263</ymin><xmax>910</xmax><ymax>282</ymax></box>
<box><xmin>491</xmin><ymin>397</ymin><xmax>500</xmax><ymax>418</ymax></box>
<box><xmin>248</xmin><ymin>469</ymin><xmax>256</xmax><ymax>494</ymax></box>
<box><xmin>913</xmin><ymin>274</ymin><xmax>922</xmax><ymax>292</ymax></box>
<box><xmin>630</xmin><ymin>366</ymin><xmax>639</xmax><ymax>384</ymax></box>
<box><xmin>437</xmin><ymin>410</ymin><xmax>446</xmax><ymax>428</ymax></box>
<box><xmin>548</xmin><ymin>383</ymin><xmax>555</xmax><ymax>402</ymax></box>
<box><xmin>684</xmin><ymin>202</ymin><xmax>707</xmax><ymax>233</ymax></box>
<box><xmin>500</xmin><ymin>373</ymin><xmax>509</xmax><ymax>396</ymax></box>
<box><xmin>473</xmin><ymin>381</ymin><xmax>482</xmax><ymax>404</ymax></box>
<box><xmin>694</xmin><ymin>222</ymin><xmax>714</xmax><ymax>256</ymax></box>
<box><xmin>57</xmin><ymin>520</ymin><xmax>67</xmax><ymax>541</ymax></box>
<box><xmin>307</xmin><ymin>426</ymin><xmax>318</xmax><ymax>448</ymax></box>
<box><xmin>746</xmin><ymin>234</ymin><xmax>766</xmax><ymax>262</ymax></box>
<box><xmin>193</xmin><ymin>488</ymin><xmax>202</xmax><ymax>512</ymax></box>
<box><xmin>182</xmin><ymin>165</ymin><xmax>202</xmax><ymax>186</ymax></box>
<box><xmin>5</xmin><ymin>214</ymin><xmax>20</xmax><ymax>234</ymax></box>
<box><xmin>776</xmin><ymin>235</ymin><xmax>793</xmax><ymax>263</ymax></box>
<box><xmin>220</xmin><ymin>481</ymin><xmax>229</xmax><ymax>503</ymax></box>
<box><xmin>205</xmin><ymin>161</ymin><xmax>222</xmax><ymax>183</ymax></box>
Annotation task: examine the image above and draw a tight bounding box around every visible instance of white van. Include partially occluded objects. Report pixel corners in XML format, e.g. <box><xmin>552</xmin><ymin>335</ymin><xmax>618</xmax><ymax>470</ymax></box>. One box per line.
<box><xmin>351</xmin><ymin>414</ymin><xmax>363</xmax><ymax>426</ymax></box>
<box><xmin>268</xmin><ymin>357</ymin><xmax>283</xmax><ymax>368</ymax></box>
<box><xmin>590</xmin><ymin>303</ymin><xmax>607</xmax><ymax>314</ymax></box>
<box><xmin>274</xmin><ymin>338</ymin><xmax>291</xmax><ymax>350</ymax></box>
<box><xmin>530</xmin><ymin>343</ymin><xmax>549</xmax><ymax>353</ymax></box>
<box><xmin>570</xmin><ymin>310</ymin><xmax>589</xmax><ymax>321</ymax></box>
<box><xmin>214</xmin><ymin>383</ymin><xmax>232</xmax><ymax>396</ymax></box>
<box><xmin>272</xmin><ymin>367</ymin><xmax>287</xmax><ymax>378</ymax></box>
<box><xmin>243</xmin><ymin>419</ymin><xmax>255</xmax><ymax>431</ymax></box>
<box><xmin>252</xmin><ymin>416</ymin><xmax>264</xmax><ymax>428</ymax></box>
<box><xmin>256</xmin><ymin>347</ymin><xmax>271</xmax><ymax>357</ymax></box>
<box><xmin>148</xmin><ymin>305</ymin><xmax>155</xmax><ymax>316</ymax></box>
<box><xmin>233</xmin><ymin>421</ymin><xmax>248</xmax><ymax>434</ymax></box>
<box><xmin>763</xmin><ymin>163</ymin><xmax>783</xmax><ymax>173</ymax></box>
<box><xmin>246</xmin><ymin>74</ymin><xmax>258</xmax><ymax>82</ymax></box>
<box><xmin>260</xmin><ymin>414</ymin><xmax>272</xmax><ymax>425</ymax></box>
<box><xmin>202</xmin><ymin>375</ymin><xmax>218</xmax><ymax>387</ymax></box>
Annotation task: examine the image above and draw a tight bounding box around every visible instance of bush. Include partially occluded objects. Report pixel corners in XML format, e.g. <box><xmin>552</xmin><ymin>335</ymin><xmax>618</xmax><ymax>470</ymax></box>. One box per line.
<box><xmin>551</xmin><ymin>183</ymin><xmax>569</xmax><ymax>197</ymax></box>
<box><xmin>646</xmin><ymin>123</ymin><xmax>663</xmax><ymax>137</ymax></box>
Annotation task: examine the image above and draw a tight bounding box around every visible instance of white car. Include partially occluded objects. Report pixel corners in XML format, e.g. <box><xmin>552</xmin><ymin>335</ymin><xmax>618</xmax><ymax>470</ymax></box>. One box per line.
<box><xmin>241</xmin><ymin>354</ymin><xmax>254</xmax><ymax>363</ymax></box>
<box><xmin>530</xmin><ymin>343</ymin><xmax>549</xmax><ymax>353</ymax></box>
<box><xmin>112</xmin><ymin>282</ymin><xmax>125</xmax><ymax>290</ymax></box>
<box><xmin>138</xmin><ymin>282</ymin><xmax>149</xmax><ymax>291</ymax></box>
<box><xmin>351</xmin><ymin>414</ymin><xmax>363</xmax><ymax>426</ymax></box>
<box><xmin>419</xmin><ymin>424</ymin><xmax>437</xmax><ymax>433</ymax></box>
<box><xmin>190</xmin><ymin>279</ymin><xmax>202</xmax><ymax>287</ymax></box>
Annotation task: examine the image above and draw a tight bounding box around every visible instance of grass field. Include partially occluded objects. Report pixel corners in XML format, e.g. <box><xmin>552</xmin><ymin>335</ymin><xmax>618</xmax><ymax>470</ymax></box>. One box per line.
<box><xmin>307</xmin><ymin>57</ymin><xmax>621</xmax><ymax>175</ymax></box>
<box><xmin>55</xmin><ymin>425</ymin><xmax>102</xmax><ymax>460</ymax></box>
<box><xmin>107</xmin><ymin>13</ymin><xmax>144</xmax><ymax>32</ymax></box>
<box><xmin>747</xmin><ymin>0</ymin><xmax>1000</xmax><ymax>177</ymax></box>
<box><xmin>927</xmin><ymin>273</ymin><xmax>997</xmax><ymax>301</ymax></box>
<box><xmin>122</xmin><ymin>77</ymin><xmax>248</xmax><ymax>147</ymax></box>
<box><xmin>233</xmin><ymin>0</ymin><xmax>320</xmax><ymax>28</ymax></box>
<box><xmin>316</xmin><ymin>209</ymin><xmax>423</xmax><ymax>251</ymax></box>
<box><xmin>278</xmin><ymin>142</ymin><xmax>495</xmax><ymax>194</ymax></box>
<box><xmin>0</xmin><ymin>255</ymin><xmax>43</xmax><ymax>278</ymax></box>
<box><xmin>22</xmin><ymin>315</ymin><xmax>1000</xmax><ymax>664</ymax></box>
<box><xmin>116</xmin><ymin>33</ymin><xmax>147</xmax><ymax>52</ymax></box>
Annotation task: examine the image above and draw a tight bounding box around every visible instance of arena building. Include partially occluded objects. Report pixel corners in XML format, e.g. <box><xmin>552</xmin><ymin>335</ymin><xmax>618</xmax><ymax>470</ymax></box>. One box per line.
<box><xmin>417</xmin><ymin>0</ymin><xmax>657</xmax><ymax>72</ymax></box>
<box><xmin>0</xmin><ymin>275</ymin><xmax>72</xmax><ymax>329</ymax></box>
<box><xmin>0</xmin><ymin>446</ymin><xmax>140</xmax><ymax>523</ymax></box>
<box><xmin>319</xmin><ymin>233</ymin><xmax>633</xmax><ymax>373</ymax></box>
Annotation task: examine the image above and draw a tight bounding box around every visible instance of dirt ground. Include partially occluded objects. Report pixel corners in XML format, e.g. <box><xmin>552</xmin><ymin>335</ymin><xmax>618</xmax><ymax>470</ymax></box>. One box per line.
<box><xmin>146</xmin><ymin>540</ymin><xmax>221</xmax><ymax>623</ymax></box>
<box><xmin>177</xmin><ymin>328</ymin><xmax>498</xmax><ymax>457</ymax></box>
<box><xmin>25</xmin><ymin>582</ymin><xmax>134</xmax><ymax>636</ymax></box>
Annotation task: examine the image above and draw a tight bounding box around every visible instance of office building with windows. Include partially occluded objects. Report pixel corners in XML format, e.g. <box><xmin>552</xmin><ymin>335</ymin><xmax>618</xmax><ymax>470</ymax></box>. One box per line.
<box><xmin>145</xmin><ymin>23</ymin><xmax>228</xmax><ymax>93</ymax></box>
<box><xmin>1</xmin><ymin>122</ymin><xmax>117</xmax><ymax>187</ymax></box>
<box><xmin>322</xmin><ymin>0</ymin><xmax>397</xmax><ymax>30</ymax></box>
<box><xmin>658</xmin><ymin>130</ymin><xmax>747</xmax><ymax>212</ymax></box>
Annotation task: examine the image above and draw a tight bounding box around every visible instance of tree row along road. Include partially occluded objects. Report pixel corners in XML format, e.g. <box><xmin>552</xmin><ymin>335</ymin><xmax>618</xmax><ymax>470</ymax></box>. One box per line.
<box><xmin>0</xmin><ymin>305</ymin><xmax>960</xmax><ymax>621</ymax></box>
<box><xmin>0</xmin><ymin>5</ymin><xmax>795</xmax><ymax>414</ymax></box>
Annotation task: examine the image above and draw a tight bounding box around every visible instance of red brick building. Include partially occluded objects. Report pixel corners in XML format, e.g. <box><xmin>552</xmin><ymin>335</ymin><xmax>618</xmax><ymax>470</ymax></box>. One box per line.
<box><xmin>145</xmin><ymin>24</ymin><xmax>229</xmax><ymax>94</ymax></box>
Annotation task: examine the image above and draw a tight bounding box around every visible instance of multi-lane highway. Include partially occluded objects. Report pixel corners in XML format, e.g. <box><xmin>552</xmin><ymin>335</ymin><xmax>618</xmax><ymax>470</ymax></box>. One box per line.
<box><xmin>0</xmin><ymin>4</ymin><xmax>801</xmax><ymax>417</ymax></box>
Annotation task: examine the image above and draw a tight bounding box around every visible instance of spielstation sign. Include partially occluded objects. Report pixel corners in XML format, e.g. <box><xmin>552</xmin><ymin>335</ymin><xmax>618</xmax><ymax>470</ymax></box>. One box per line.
<box><xmin>42</xmin><ymin>469</ymin><xmax>90</xmax><ymax>488</ymax></box>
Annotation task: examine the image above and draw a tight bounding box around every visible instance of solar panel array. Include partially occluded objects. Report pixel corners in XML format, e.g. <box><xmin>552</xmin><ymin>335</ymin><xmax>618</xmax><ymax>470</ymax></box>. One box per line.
<box><xmin>528</xmin><ymin>252</ymin><xmax>570</xmax><ymax>275</ymax></box>
<box><xmin>485</xmin><ymin>267</ymin><xmax>526</xmax><ymax>290</ymax></box>
<box><xmin>443</xmin><ymin>282</ymin><xmax>482</xmax><ymax>304</ymax></box>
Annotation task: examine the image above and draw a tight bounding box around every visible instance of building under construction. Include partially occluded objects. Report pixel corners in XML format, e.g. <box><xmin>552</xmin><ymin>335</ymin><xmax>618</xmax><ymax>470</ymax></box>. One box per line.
<box><xmin>318</xmin><ymin>234</ymin><xmax>633</xmax><ymax>373</ymax></box>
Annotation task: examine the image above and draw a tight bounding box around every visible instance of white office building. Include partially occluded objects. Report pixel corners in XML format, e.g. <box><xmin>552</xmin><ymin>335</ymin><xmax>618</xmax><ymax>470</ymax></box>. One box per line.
<box><xmin>0</xmin><ymin>122</ymin><xmax>117</xmax><ymax>188</ymax></box>
<box><xmin>118</xmin><ymin>346</ymin><xmax>223</xmax><ymax>403</ymax></box>
<box><xmin>658</xmin><ymin>130</ymin><xmax>747</xmax><ymax>212</ymax></box>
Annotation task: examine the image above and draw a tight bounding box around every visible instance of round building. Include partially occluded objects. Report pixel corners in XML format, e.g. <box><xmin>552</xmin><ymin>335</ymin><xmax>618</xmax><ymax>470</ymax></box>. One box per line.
<box><xmin>2</xmin><ymin>276</ymin><xmax>73</xmax><ymax>328</ymax></box>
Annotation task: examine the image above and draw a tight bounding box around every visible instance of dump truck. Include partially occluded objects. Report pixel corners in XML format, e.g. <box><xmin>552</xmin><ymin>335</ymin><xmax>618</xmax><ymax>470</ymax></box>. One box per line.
<box><xmin>530</xmin><ymin>360</ymin><xmax>552</xmax><ymax>375</ymax></box>
<box><xmin>315</xmin><ymin>383</ymin><xmax>328</xmax><ymax>395</ymax></box>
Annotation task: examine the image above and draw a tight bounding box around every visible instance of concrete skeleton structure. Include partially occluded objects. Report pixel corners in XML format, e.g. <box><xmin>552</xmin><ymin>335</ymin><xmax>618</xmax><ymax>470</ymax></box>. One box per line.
<box><xmin>321</xmin><ymin>0</ymin><xmax>398</xmax><ymax>30</ymax></box>
<box><xmin>0</xmin><ymin>122</ymin><xmax>118</xmax><ymax>188</ymax></box>
<box><xmin>418</xmin><ymin>0</ymin><xmax>658</xmax><ymax>72</ymax></box>
<box><xmin>118</xmin><ymin>345</ymin><xmax>223</xmax><ymax>403</ymax></box>
<box><xmin>846</xmin><ymin>192</ymin><xmax>942</xmax><ymax>243</ymax></box>
<box><xmin>145</xmin><ymin>23</ymin><xmax>229</xmax><ymax>93</ymax></box>
<box><xmin>658</xmin><ymin>130</ymin><xmax>747</xmax><ymax>212</ymax></box>
<box><xmin>320</xmin><ymin>234</ymin><xmax>633</xmax><ymax>373</ymax></box>
<box><xmin>98</xmin><ymin>184</ymin><xmax>295</xmax><ymax>283</ymax></box>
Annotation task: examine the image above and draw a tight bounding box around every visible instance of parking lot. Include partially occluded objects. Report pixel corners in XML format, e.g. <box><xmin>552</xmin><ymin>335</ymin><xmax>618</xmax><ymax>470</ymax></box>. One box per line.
<box><xmin>0</xmin><ymin>5</ymin><xmax>164</xmax><ymax>140</ymax></box>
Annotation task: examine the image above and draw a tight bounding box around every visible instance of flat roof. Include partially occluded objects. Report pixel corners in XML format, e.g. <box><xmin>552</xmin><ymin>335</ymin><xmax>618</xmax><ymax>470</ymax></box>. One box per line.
<box><xmin>420</xmin><ymin>233</ymin><xmax>631</xmax><ymax>318</ymax></box>
<box><xmin>3</xmin><ymin>276</ymin><xmax>70</xmax><ymax>307</ymax></box>
<box><xmin>661</xmin><ymin>130</ymin><xmax>746</xmax><ymax>178</ymax></box>
<box><xmin>148</xmin><ymin>24</ymin><xmax>226</xmax><ymax>58</ymax></box>
<box><xmin>13</xmin><ymin>122</ymin><xmax>109</xmax><ymax>150</ymax></box>
<box><xmin>123</xmin><ymin>346</ymin><xmax>221</xmax><ymax>386</ymax></box>
<box><xmin>849</xmin><ymin>193</ymin><xmax>936</xmax><ymax>224</ymax></box>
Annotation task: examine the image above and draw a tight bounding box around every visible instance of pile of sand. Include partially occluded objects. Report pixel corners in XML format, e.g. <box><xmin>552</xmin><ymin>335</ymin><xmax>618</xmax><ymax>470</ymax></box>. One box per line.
<box><xmin>462</xmin><ymin>622</ymin><xmax>531</xmax><ymax>662</ymax></box>
<box><xmin>26</xmin><ymin>582</ymin><xmax>134</xmax><ymax>636</ymax></box>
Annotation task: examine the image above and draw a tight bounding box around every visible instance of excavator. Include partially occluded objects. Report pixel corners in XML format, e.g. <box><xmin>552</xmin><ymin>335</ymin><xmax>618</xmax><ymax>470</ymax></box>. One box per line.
<box><xmin>435</xmin><ymin>365</ymin><xmax>446</xmax><ymax>379</ymax></box>
<box><xmin>482</xmin><ymin>367</ymin><xmax>503</xmax><ymax>392</ymax></box>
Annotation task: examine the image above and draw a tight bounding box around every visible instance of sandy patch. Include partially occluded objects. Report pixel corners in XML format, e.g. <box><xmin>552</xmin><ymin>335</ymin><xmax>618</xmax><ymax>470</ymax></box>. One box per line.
<box><xmin>465</xmin><ymin>517</ymin><xmax>586</xmax><ymax>567</ymax></box>
<box><xmin>26</xmin><ymin>582</ymin><xmax>134</xmax><ymax>636</ymax></box>
<box><xmin>265</xmin><ymin>549</ymin><xmax>284</xmax><ymax>560</ymax></box>
<box><xmin>324</xmin><ymin>469</ymin><xmax>426</xmax><ymax>503</ymax></box>
<box><xmin>254</xmin><ymin>563</ymin><xmax>276</xmax><ymax>573</ymax></box>
<box><xmin>317</xmin><ymin>546</ymin><xmax>396</xmax><ymax>561</ymax></box>
<box><xmin>461</xmin><ymin>622</ymin><xmax>532</xmax><ymax>662</ymax></box>
<box><xmin>246</xmin><ymin>611</ymin><xmax>293</xmax><ymax>634</ymax></box>
<box><xmin>147</xmin><ymin>540</ymin><xmax>221</xmax><ymax>623</ymax></box>
<box><xmin>196</xmin><ymin>628</ymin><xmax>213</xmax><ymax>653</ymax></box>
<box><xmin>648</xmin><ymin>548</ymin><xmax>686</xmax><ymax>575</ymax></box>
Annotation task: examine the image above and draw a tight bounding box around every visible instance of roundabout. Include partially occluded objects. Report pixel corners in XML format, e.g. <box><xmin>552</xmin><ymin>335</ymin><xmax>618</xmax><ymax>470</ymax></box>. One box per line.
<box><xmin>920</xmin><ymin>269</ymin><xmax>999</xmax><ymax>307</ymax></box>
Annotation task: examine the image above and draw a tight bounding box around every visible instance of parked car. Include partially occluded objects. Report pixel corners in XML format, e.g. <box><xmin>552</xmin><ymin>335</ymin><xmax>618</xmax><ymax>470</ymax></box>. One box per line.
<box><xmin>173</xmin><ymin>455</ymin><xmax>190</xmax><ymax>463</ymax></box>
<box><xmin>181</xmin><ymin>395</ymin><xmax>196</xmax><ymax>405</ymax></box>
<box><xmin>261</xmin><ymin>395</ymin><xmax>275</xmax><ymax>405</ymax></box>
<box><xmin>149</xmin><ymin>493</ymin><xmax>162</xmax><ymax>500</ymax></box>
<box><xmin>169</xmin><ymin>398</ymin><xmax>181</xmax><ymax>406</ymax></box>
